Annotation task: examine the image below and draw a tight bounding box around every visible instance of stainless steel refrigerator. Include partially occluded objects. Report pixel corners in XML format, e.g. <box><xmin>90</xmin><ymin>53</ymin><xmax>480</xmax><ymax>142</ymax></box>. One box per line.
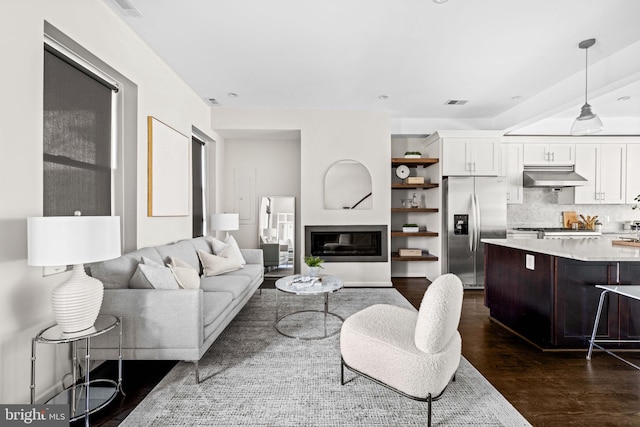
<box><xmin>443</xmin><ymin>176</ymin><xmax>507</xmax><ymax>289</ymax></box>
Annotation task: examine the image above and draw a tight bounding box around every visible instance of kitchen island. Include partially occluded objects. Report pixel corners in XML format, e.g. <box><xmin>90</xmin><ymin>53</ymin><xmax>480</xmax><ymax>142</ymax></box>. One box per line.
<box><xmin>482</xmin><ymin>238</ymin><xmax>640</xmax><ymax>350</ymax></box>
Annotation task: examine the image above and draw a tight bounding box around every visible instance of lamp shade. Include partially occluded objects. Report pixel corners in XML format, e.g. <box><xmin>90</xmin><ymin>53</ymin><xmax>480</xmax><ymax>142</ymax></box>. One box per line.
<box><xmin>263</xmin><ymin>228</ymin><xmax>277</xmax><ymax>238</ymax></box>
<box><xmin>28</xmin><ymin>216</ymin><xmax>121</xmax><ymax>266</ymax></box>
<box><xmin>210</xmin><ymin>213</ymin><xmax>239</xmax><ymax>231</ymax></box>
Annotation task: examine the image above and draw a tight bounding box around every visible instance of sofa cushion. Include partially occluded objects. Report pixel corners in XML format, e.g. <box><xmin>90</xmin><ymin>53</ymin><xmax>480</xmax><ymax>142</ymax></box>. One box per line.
<box><xmin>190</xmin><ymin>237</ymin><xmax>213</xmax><ymax>255</ymax></box>
<box><xmin>167</xmin><ymin>257</ymin><xmax>200</xmax><ymax>289</ymax></box>
<box><xmin>222</xmin><ymin>264</ymin><xmax>263</xmax><ymax>281</ymax></box>
<box><xmin>156</xmin><ymin>240</ymin><xmax>200</xmax><ymax>271</ymax></box>
<box><xmin>203</xmin><ymin>291</ymin><xmax>234</xmax><ymax>327</ymax></box>
<box><xmin>89</xmin><ymin>247</ymin><xmax>163</xmax><ymax>289</ymax></box>
<box><xmin>129</xmin><ymin>257</ymin><xmax>180</xmax><ymax>289</ymax></box>
<box><xmin>197</xmin><ymin>250</ymin><xmax>242</xmax><ymax>276</ymax></box>
<box><xmin>200</xmin><ymin>274</ymin><xmax>251</xmax><ymax>299</ymax></box>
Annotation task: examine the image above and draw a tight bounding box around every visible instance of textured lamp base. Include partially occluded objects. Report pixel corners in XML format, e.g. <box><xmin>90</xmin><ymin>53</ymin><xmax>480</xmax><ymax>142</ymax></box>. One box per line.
<box><xmin>51</xmin><ymin>264</ymin><xmax>104</xmax><ymax>333</ymax></box>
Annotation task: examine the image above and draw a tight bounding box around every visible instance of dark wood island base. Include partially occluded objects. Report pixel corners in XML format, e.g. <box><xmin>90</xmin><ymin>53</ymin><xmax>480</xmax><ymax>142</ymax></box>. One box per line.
<box><xmin>484</xmin><ymin>241</ymin><xmax>640</xmax><ymax>350</ymax></box>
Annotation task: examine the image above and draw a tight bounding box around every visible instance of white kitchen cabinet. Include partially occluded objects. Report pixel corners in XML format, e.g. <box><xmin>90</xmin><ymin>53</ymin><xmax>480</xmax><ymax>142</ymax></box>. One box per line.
<box><xmin>574</xmin><ymin>143</ymin><xmax>626</xmax><ymax>204</ymax></box>
<box><xmin>523</xmin><ymin>143</ymin><xmax>575</xmax><ymax>166</ymax></box>
<box><xmin>442</xmin><ymin>137</ymin><xmax>500</xmax><ymax>176</ymax></box>
<box><xmin>627</xmin><ymin>144</ymin><xmax>640</xmax><ymax>204</ymax></box>
<box><xmin>501</xmin><ymin>144</ymin><xmax>523</xmax><ymax>204</ymax></box>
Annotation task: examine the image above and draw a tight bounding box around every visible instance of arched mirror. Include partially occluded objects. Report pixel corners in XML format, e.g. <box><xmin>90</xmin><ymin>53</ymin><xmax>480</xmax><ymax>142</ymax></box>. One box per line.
<box><xmin>324</xmin><ymin>160</ymin><xmax>372</xmax><ymax>210</ymax></box>
<box><xmin>258</xmin><ymin>196</ymin><xmax>295</xmax><ymax>275</ymax></box>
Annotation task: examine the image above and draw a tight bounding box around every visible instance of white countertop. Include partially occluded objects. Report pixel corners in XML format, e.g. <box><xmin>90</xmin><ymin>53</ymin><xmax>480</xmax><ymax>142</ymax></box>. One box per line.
<box><xmin>482</xmin><ymin>238</ymin><xmax>640</xmax><ymax>262</ymax></box>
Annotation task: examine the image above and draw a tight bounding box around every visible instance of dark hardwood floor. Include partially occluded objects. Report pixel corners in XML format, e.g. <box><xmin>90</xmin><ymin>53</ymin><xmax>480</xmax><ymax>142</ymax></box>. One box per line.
<box><xmin>79</xmin><ymin>278</ymin><xmax>640</xmax><ymax>426</ymax></box>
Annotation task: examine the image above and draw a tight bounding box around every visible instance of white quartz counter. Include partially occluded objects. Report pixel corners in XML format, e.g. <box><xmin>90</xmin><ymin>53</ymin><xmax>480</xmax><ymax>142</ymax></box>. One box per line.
<box><xmin>482</xmin><ymin>238</ymin><xmax>640</xmax><ymax>262</ymax></box>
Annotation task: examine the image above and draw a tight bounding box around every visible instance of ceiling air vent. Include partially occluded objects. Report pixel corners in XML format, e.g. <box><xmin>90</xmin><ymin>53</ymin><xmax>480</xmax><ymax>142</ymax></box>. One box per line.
<box><xmin>113</xmin><ymin>0</ymin><xmax>143</xmax><ymax>17</ymax></box>
<box><xmin>207</xmin><ymin>98</ymin><xmax>220</xmax><ymax>105</ymax></box>
<box><xmin>445</xmin><ymin>99</ymin><xmax>469</xmax><ymax>105</ymax></box>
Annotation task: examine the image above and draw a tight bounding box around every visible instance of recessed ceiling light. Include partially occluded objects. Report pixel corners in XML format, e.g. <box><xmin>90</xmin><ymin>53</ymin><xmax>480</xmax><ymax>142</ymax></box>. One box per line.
<box><xmin>433</xmin><ymin>0</ymin><xmax>448</xmax><ymax>3</ymax></box>
<box><xmin>378</xmin><ymin>95</ymin><xmax>389</xmax><ymax>100</ymax></box>
<box><xmin>617</xmin><ymin>95</ymin><xmax>631</xmax><ymax>101</ymax></box>
<box><xmin>227</xmin><ymin>92</ymin><xmax>239</xmax><ymax>97</ymax></box>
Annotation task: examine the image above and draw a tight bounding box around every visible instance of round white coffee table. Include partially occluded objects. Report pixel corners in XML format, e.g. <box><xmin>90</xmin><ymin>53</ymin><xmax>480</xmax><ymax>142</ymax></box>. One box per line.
<box><xmin>274</xmin><ymin>274</ymin><xmax>344</xmax><ymax>340</ymax></box>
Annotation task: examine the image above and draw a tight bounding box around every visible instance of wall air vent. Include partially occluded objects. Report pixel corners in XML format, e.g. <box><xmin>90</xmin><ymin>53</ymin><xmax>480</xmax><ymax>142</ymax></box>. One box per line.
<box><xmin>113</xmin><ymin>0</ymin><xmax>143</xmax><ymax>17</ymax></box>
<box><xmin>445</xmin><ymin>99</ymin><xmax>469</xmax><ymax>105</ymax></box>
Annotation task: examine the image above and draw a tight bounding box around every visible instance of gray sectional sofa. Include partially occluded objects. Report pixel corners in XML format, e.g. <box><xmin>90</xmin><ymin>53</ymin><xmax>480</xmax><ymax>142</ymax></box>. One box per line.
<box><xmin>87</xmin><ymin>236</ymin><xmax>263</xmax><ymax>382</ymax></box>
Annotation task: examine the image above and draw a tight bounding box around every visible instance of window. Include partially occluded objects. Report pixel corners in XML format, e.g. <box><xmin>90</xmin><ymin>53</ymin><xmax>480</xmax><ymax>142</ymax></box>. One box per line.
<box><xmin>192</xmin><ymin>135</ymin><xmax>205</xmax><ymax>237</ymax></box>
<box><xmin>43</xmin><ymin>44</ymin><xmax>117</xmax><ymax>216</ymax></box>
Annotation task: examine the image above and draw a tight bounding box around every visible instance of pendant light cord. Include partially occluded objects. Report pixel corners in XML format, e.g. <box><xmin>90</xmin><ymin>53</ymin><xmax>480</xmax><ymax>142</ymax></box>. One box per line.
<box><xmin>584</xmin><ymin>46</ymin><xmax>589</xmax><ymax>105</ymax></box>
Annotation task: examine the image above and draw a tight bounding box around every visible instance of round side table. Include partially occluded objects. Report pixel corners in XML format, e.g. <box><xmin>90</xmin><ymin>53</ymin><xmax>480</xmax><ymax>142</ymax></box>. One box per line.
<box><xmin>274</xmin><ymin>274</ymin><xmax>344</xmax><ymax>340</ymax></box>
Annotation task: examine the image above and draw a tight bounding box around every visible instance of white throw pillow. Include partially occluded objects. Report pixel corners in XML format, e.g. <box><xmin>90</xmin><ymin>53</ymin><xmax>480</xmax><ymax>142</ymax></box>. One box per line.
<box><xmin>224</xmin><ymin>235</ymin><xmax>246</xmax><ymax>266</ymax></box>
<box><xmin>197</xmin><ymin>250</ymin><xmax>243</xmax><ymax>276</ymax></box>
<box><xmin>208</xmin><ymin>236</ymin><xmax>230</xmax><ymax>255</ymax></box>
<box><xmin>167</xmin><ymin>256</ymin><xmax>200</xmax><ymax>289</ymax></box>
<box><xmin>129</xmin><ymin>257</ymin><xmax>180</xmax><ymax>289</ymax></box>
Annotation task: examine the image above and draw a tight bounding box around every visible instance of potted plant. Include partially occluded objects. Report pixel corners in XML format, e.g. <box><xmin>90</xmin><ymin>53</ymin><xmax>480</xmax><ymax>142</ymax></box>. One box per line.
<box><xmin>402</xmin><ymin>223</ymin><xmax>420</xmax><ymax>233</ymax></box>
<box><xmin>404</xmin><ymin>151</ymin><xmax>422</xmax><ymax>159</ymax></box>
<box><xmin>304</xmin><ymin>255</ymin><xmax>324</xmax><ymax>277</ymax></box>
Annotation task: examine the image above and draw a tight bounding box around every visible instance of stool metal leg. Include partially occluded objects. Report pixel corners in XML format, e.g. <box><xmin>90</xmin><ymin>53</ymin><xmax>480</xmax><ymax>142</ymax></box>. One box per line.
<box><xmin>587</xmin><ymin>290</ymin><xmax>608</xmax><ymax>360</ymax></box>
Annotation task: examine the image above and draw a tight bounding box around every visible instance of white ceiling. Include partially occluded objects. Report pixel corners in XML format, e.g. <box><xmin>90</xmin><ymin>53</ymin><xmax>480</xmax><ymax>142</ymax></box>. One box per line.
<box><xmin>104</xmin><ymin>0</ymin><xmax>640</xmax><ymax>135</ymax></box>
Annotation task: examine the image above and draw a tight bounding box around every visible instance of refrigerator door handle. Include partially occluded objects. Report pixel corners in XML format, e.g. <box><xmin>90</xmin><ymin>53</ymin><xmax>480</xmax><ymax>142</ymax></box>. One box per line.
<box><xmin>469</xmin><ymin>194</ymin><xmax>476</xmax><ymax>252</ymax></box>
<box><xmin>474</xmin><ymin>193</ymin><xmax>482</xmax><ymax>251</ymax></box>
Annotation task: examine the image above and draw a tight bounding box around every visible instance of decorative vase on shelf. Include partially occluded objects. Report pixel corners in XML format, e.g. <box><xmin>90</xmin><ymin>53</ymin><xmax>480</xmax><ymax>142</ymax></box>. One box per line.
<box><xmin>307</xmin><ymin>266</ymin><xmax>320</xmax><ymax>277</ymax></box>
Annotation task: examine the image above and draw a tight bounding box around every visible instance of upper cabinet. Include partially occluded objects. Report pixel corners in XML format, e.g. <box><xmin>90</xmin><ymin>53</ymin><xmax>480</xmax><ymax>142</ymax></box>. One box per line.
<box><xmin>574</xmin><ymin>143</ymin><xmax>626</xmax><ymax>204</ymax></box>
<box><xmin>627</xmin><ymin>144</ymin><xmax>640</xmax><ymax>204</ymax></box>
<box><xmin>437</xmin><ymin>136</ymin><xmax>501</xmax><ymax>176</ymax></box>
<box><xmin>501</xmin><ymin>144</ymin><xmax>523</xmax><ymax>204</ymax></box>
<box><xmin>523</xmin><ymin>143</ymin><xmax>575</xmax><ymax>166</ymax></box>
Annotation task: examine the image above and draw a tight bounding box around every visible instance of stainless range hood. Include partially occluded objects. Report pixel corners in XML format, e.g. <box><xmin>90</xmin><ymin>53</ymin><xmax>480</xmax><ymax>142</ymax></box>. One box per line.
<box><xmin>523</xmin><ymin>166</ymin><xmax>588</xmax><ymax>188</ymax></box>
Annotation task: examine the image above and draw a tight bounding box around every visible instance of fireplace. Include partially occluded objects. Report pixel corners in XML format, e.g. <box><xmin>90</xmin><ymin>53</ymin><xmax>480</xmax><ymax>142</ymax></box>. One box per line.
<box><xmin>305</xmin><ymin>225</ymin><xmax>388</xmax><ymax>262</ymax></box>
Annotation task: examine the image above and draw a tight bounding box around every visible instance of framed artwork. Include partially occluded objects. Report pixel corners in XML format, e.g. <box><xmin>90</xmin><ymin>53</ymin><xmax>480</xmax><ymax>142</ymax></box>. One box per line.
<box><xmin>147</xmin><ymin>116</ymin><xmax>189</xmax><ymax>216</ymax></box>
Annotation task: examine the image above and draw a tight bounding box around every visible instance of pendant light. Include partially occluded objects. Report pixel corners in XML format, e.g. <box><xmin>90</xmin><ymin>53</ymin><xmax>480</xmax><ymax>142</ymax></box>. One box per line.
<box><xmin>570</xmin><ymin>38</ymin><xmax>603</xmax><ymax>135</ymax></box>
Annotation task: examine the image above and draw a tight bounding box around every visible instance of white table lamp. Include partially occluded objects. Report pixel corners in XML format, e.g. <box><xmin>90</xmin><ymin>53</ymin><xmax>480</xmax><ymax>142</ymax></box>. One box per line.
<box><xmin>263</xmin><ymin>228</ymin><xmax>277</xmax><ymax>243</ymax></box>
<box><xmin>27</xmin><ymin>215</ymin><xmax>121</xmax><ymax>334</ymax></box>
<box><xmin>210</xmin><ymin>213</ymin><xmax>239</xmax><ymax>239</ymax></box>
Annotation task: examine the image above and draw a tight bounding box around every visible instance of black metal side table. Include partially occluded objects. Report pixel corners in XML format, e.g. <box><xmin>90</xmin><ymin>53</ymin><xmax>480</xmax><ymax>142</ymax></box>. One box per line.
<box><xmin>30</xmin><ymin>315</ymin><xmax>124</xmax><ymax>427</ymax></box>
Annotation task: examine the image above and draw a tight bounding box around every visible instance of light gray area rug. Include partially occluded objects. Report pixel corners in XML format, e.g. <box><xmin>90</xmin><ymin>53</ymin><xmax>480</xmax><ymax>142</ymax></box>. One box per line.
<box><xmin>122</xmin><ymin>289</ymin><xmax>531</xmax><ymax>426</ymax></box>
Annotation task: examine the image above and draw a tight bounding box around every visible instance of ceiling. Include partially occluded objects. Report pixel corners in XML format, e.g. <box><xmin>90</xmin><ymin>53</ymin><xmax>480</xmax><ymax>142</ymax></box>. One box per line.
<box><xmin>104</xmin><ymin>0</ymin><xmax>640</xmax><ymax>134</ymax></box>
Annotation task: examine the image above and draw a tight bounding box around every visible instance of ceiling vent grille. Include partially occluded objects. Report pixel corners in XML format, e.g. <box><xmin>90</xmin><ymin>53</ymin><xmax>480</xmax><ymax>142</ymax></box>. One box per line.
<box><xmin>445</xmin><ymin>99</ymin><xmax>468</xmax><ymax>105</ymax></box>
<box><xmin>113</xmin><ymin>0</ymin><xmax>143</xmax><ymax>17</ymax></box>
<box><xmin>207</xmin><ymin>98</ymin><xmax>220</xmax><ymax>105</ymax></box>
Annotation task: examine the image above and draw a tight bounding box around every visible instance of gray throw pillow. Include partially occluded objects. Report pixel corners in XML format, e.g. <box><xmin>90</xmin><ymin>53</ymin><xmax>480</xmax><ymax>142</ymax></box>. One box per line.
<box><xmin>129</xmin><ymin>257</ymin><xmax>180</xmax><ymax>289</ymax></box>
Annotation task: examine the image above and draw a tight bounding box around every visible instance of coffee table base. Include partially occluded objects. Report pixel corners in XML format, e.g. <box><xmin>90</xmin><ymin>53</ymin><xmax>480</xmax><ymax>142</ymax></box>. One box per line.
<box><xmin>275</xmin><ymin>310</ymin><xmax>344</xmax><ymax>340</ymax></box>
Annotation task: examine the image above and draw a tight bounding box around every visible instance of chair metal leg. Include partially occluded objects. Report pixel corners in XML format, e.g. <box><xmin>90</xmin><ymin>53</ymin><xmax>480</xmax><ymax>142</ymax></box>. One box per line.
<box><xmin>427</xmin><ymin>393</ymin><xmax>432</xmax><ymax>427</ymax></box>
<box><xmin>340</xmin><ymin>358</ymin><xmax>345</xmax><ymax>385</ymax></box>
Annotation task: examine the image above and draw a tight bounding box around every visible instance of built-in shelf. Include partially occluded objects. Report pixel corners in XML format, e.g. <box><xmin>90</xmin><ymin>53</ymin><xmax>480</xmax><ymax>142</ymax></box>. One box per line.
<box><xmin>391</xmin><ymin>208</ymin><xmax>438</xmax><ymax>213</ymax></box>
<box><xmin>391</xmin><ymin>251</ymin><xmax>438</xmax><ymax>262</ymax></box>
<box><xmin>390</xmin><ymin>155</ymin><xmax>440</xmax><ymax>267</ymax></box>
<box><xmin>391</xmin><ymin>231</ymin><xmax>439</xmax><ymax>237</ymax></box>
<box><xmin>392</xmin><ymin>183</ymin><xmax>439</xmax><ymax>190</ymax></box>
<box><xmin>391</xmin><ymin>158</ymin><xmax>439</xmax><ymax>167</ymax></box>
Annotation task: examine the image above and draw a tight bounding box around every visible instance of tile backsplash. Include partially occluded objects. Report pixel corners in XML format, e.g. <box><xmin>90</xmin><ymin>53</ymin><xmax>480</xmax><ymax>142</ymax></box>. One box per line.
<box><xmin>508</xmin><ymin>188</ymin><xmax>640</xmax><ymax>231</ymax></box>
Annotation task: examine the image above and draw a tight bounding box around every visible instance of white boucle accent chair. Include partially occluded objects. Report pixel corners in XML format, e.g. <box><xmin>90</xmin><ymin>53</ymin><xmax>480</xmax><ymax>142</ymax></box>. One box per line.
<box><xmin>340</xmin><ymin>273</ymin><xmax>464</xmax><ymax>427</ymax></box>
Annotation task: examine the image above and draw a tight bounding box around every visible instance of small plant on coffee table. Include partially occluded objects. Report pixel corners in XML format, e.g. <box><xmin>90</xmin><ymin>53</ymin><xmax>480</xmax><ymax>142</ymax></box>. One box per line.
<box><xmin>304</xmin><ymin>255</ymin><xmax>324</xmax><ymax>268</ymax></box>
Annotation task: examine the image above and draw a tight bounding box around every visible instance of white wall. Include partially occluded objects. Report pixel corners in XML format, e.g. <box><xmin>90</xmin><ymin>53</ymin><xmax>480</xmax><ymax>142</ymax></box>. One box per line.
<box><xmin>222</xmin><ymin>137</ymin><xmax>302</xmax><ymax>265</ymax></box>
<box><xmin>0</xmin><ymin>0</ymin><xmax>216</xmax><ymax>403</ymax></box>
<box><xmin>212</xmin><ymin>108</ymin><xmax>392</xmax><ymax>286</ymax></box>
